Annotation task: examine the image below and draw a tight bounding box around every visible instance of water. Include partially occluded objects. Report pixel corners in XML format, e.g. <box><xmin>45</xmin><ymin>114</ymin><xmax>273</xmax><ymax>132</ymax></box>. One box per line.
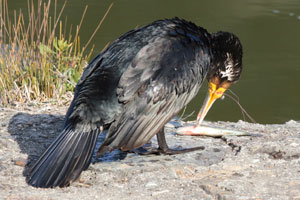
<box><xmin>7</xmin><ymin>0</ymin><xmax>300</xmax><ymax>124</ymax></box>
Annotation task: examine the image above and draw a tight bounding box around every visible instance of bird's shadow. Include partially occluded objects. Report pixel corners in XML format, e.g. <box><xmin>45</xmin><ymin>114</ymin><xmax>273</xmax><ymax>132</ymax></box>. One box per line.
<box><xmin>7</xmin><ymin>112</ymin><xmax>128</xmax><ymax>178</ymax></box>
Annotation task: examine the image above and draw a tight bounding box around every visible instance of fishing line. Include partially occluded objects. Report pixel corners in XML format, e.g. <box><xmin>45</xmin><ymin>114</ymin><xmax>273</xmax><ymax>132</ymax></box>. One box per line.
<box><xmin>181</xmin><ymin>110</ymin><xmax>195</xmax><ymax>121</ymax></box>
<box><xmin>224</xmin><ymin>89</ymin><xmax>246</xmax><ymax>120</ymax></box>
<box><xmin>224</xmin><ymin>89</ymin><xmax>257</xmax><ymax>123</ymax></box>
<box><xmin>179</xmin><ymin>105</ymin><xmax>195</xmax><ymax>121</ymax></box>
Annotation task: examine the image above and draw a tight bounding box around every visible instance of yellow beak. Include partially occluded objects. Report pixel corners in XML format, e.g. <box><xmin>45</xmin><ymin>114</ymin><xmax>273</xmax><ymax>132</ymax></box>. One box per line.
<box><xmin>196</xmin><ymin>82</ymin><xmax>226</xmax><ymax>127</ymax></box>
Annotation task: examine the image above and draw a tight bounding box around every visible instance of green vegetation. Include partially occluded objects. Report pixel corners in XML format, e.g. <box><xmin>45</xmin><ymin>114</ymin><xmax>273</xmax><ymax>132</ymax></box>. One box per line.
<box><xmin>0</xmin><ymin>0</ymin><xmax>112</xmax><ymax>105</ymax></box>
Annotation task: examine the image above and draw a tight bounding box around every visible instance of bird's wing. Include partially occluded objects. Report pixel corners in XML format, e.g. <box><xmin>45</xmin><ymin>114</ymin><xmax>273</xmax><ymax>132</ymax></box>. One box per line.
<box><xmin>63</xmin><ymin>28</ymin><xmax>154</xmax><ymax>128</ymax></box>
<box><xmin>102</xmin><ymin>34</ymin><xmax>211</xmax><ymax>151</ymax></box>
<box><xmin>64</xmin><ymin>18</ymin><xmax>211</xmax><ymax>130</ymax></box>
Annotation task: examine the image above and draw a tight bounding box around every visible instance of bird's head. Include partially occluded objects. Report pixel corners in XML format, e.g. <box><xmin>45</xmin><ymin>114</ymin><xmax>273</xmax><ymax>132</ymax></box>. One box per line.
<box><xmin>196</xmin><ymin>31</ymin><xmax>243</xmax><ymax>126</ymax></box>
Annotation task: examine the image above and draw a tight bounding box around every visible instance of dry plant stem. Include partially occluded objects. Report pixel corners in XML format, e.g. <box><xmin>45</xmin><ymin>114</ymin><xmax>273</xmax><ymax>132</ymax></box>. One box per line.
<box><xmin>0</xmin><ymin>0</ymin><xmax>113</xmax><ymax>105</ymax></box>
<box><xmin>83</xmin><ymin>2</ymin><xmax>114</xmax><ymax>51</ymax></box>
<box><xmin>48</xmin><ymin>1</ymin><xmax>67</xmax><ymax>45</ymax></box>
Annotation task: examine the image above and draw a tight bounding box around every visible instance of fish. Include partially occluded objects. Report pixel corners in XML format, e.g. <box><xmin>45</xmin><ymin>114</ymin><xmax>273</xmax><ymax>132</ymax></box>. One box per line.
<box><xmin>175</xmin><ymin>123</ymin><xmax>254</xmax><ymax>137</ymax></box>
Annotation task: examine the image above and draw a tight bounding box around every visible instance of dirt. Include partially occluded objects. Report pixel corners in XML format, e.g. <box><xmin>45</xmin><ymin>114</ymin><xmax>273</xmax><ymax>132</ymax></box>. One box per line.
<box><xmin>0</xmin><ymin>104</ymin><xmax>300</xmax><ymax>200</ymax></box>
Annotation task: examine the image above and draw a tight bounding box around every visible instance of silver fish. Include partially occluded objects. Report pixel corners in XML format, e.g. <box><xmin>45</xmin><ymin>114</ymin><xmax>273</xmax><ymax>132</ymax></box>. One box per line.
<box><xmin>176</xmin><ymin>124</ymin><xmax>253</xmax><ymax>137</ymax></box>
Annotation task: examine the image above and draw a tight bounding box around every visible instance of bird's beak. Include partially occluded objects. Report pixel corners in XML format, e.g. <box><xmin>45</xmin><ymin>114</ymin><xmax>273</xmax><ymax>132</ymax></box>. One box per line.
<box><xmin>196</xmin><ymin>81</ymin><xmax>227</xmax><ymax>127</ymax></box>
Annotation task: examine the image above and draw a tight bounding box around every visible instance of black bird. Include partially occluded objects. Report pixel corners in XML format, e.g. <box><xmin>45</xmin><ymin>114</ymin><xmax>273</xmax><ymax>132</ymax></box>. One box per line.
<box><xmin>27</xmin><ymin>18</ymin><xmax>243</xmax><ymax>188</ymax></box>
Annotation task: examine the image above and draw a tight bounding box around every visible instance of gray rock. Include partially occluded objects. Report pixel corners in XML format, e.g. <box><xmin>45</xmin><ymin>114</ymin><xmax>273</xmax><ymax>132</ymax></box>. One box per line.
<box><xmin>0</xmin><ymin>106</ymin><xmax>300</xmax><ymax>199</ymax></box>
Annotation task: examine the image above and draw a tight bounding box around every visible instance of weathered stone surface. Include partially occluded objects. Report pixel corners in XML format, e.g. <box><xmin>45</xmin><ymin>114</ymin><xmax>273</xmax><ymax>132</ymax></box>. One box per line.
<box><xmin>0</xmin><ymin>106</ymin><xmax>299</xmax><ymax>200</ymax></box>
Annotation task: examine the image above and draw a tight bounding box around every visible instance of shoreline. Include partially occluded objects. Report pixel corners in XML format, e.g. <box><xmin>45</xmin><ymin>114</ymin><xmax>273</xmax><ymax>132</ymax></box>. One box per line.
<box><xmin>1</xmin><ymin>105</ymin><xmax>299</xmax><ymax>199</ymax></box>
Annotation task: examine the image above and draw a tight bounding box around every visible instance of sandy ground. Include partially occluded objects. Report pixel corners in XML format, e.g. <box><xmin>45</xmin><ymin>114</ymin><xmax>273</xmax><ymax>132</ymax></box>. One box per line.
<box><xmin>0</xmin><ymin>104</ymin><xmax>300</xmax><ymax>200</ymax></box>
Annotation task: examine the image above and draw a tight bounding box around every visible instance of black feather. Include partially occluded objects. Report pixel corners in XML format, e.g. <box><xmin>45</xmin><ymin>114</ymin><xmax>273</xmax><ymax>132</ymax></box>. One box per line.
<box><xmin>27</xmin><ymin>125</ymin><xmax>99</xmax><ymax>188</ymax></box>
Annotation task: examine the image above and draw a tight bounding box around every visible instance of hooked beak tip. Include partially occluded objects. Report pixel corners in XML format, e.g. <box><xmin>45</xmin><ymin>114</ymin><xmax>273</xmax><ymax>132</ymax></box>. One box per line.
<box><xmin>196</xmin><ymin>82</ymin><xmax>227</xmax><ymax>126</ymax></box>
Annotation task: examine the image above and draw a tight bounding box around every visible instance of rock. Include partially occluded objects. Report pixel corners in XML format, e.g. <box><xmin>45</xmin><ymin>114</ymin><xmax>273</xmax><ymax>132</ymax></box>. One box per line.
<box><xmin>0</xmin><ymin>104</ymin><xmax>300</xmax><ymax>199</ymax></box>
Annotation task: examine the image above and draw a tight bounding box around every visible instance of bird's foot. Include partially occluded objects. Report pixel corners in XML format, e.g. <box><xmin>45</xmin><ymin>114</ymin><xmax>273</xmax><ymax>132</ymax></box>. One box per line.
<box><xmin>158</xmin><ymin>146</ymin><xmax>205</xmax><ymax>155</ymax></box>
<box><xmin>131</xmin><ymin>146</ymin><xmax>205</xmax><ymax>155</ymax></box>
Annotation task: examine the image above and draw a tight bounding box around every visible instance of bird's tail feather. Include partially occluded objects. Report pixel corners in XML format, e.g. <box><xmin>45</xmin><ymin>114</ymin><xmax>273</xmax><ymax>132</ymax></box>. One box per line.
<box><xmin>27</xmin><ymin>125</ymin><xmax>99</xmax><ymax>188</ymax></box>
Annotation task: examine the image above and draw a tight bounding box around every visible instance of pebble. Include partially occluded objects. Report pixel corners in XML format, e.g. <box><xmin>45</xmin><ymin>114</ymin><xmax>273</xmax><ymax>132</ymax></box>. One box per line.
<box><xmin>151</xmin><ymin>189</ymin><xmax>170</xmax><ymax>196</ymax></box>
<box><xmin>145</xmin><ymin>181</ymin><xmax>158</xmax><ymax>188</ymax></box>
<box><xmin>13</xmin><ymin>159</ymin><xmax>27</xmax><ymax>167</ymax></box>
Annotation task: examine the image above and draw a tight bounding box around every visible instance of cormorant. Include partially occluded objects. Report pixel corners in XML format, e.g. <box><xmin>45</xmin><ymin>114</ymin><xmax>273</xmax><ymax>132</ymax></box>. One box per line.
<box><xmin>27</xmin><ymin>17</ymin><xmax>243</xmax><ymax>188</ymax></box>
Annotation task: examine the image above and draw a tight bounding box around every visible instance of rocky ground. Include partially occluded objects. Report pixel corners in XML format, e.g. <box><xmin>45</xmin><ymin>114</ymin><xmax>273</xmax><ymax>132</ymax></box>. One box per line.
<box><xmin>0</xmin><ymin>104</ymin><xmax>300</xmax><ymax>200</ymax></box>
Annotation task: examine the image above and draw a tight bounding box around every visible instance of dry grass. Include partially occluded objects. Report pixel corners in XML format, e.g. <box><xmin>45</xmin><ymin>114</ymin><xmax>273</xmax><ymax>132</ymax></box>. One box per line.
<box><xmin>0</xmin><ymin>0</ymin><xmax>112</xmax><ymax>106</ymax></box>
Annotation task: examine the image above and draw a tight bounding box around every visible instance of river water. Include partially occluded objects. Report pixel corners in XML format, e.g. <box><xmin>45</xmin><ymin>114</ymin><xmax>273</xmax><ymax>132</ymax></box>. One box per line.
<box><xmin>7</xmin><ymin>0</ymin><xmax>300</xmax><ymax>124</ymax></box>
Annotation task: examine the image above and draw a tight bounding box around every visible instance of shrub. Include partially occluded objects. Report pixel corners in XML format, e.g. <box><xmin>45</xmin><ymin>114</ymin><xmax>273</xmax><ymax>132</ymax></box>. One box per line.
<box><xmin>0</xmin><ymin>0</ymin><xmax>112</xmax><ymax>105</ymax></box>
